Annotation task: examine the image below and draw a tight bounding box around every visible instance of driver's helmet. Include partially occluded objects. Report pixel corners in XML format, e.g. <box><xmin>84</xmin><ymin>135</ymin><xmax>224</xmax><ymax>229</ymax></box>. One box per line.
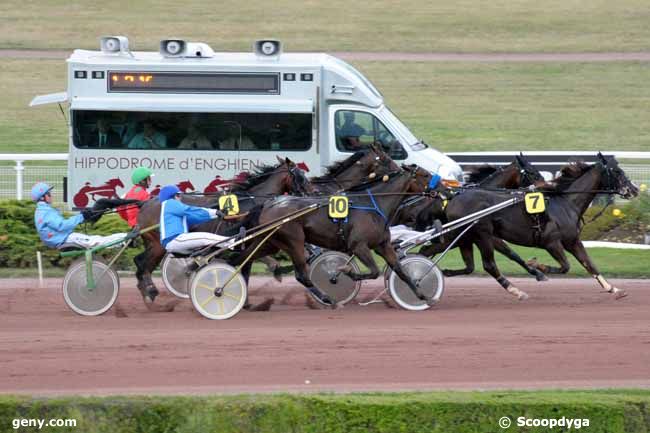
<box><xmin>132</xmin><ymin>166</ymin><xmax>153</xmax><ymax>185</ymax></box>
<box><xmin>31</xmin><ymin>182</ymin><xmax>53</xmax><ymax>202</ymax></box>
<box><xmin>159</xmin><ymin>184</ymin><xmax>181</xmax><ymax>202</ymax></box>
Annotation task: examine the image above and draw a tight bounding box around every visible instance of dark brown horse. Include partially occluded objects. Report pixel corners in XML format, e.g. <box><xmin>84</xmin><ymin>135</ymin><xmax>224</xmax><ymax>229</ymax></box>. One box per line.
<box><xmin>238</xmin><ymin>164</ymin><xmax>432</xmax><ymax>305</ymax></box>
<box><xmin>230</xmin><ymin>145</ymin><xmax>402</xmax><ymax>290</ymax></box>
<box><xmin>134</xmin><ymin>148</ymin><xmax>399</xmax><ymax>306</ymax></box>
<box><xmin>135</xmin><ymin>157</ymin><xmax>313</xmax><ymax>304</ymax></box>
<box><xmin>443</xmin><ymin>154</ymin><xmax>638</xmax><ymax>300</ymax></box>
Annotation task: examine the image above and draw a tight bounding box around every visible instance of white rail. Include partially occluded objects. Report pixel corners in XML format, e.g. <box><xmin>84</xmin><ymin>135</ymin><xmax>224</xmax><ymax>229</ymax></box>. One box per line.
<box><xmin>0</xmin><ymin>154</ymin><xmax>68</xmax><ymax>201</ymax></box>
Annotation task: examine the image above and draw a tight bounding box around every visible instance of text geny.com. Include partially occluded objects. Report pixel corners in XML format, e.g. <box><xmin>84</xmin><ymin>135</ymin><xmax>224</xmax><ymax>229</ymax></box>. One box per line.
<box><xmin>12</xmin><ymin>418</ymin><xmax>77</xmax><ymax>430</ymax></box>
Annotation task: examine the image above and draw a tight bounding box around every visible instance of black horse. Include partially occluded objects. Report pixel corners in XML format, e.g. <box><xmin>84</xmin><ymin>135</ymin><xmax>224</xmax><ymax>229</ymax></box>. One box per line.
<box><xmin>417</xmin><ymin>154</ymin><xmax>548</xmax><ymax>280</ymax></box>
<box><xmin>443</xmin><ymin>153</ymin><xmax>638</xmax><ymax>300</ymax></box>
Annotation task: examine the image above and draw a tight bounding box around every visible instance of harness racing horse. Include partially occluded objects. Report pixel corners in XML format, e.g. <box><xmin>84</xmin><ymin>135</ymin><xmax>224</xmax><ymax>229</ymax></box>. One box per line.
<box><xmin>230</xmin><ymin>145</ymin><xmax>400</xmax><ymax>292</ymax></box>
<box><xmin>443</xmin><ymin>153</ymin><xmax>638</xmax><ymax>300</ymax></box>
<box><xmin>416</xmin><ymin>155</ymin><xmax>549</xmax><ymax>280</ymax></box>
<box><xmin>134</xmin><ymin>149</ymin><xmax>398</xmax><ymax>308</ymax></box>
<box><xmin>135</xmin><ymin>157</ymin><xmax>313</xmax><ymax>306</ymax></box>
<box><xmin>239</xmin><ymin>164</ymin><xmax>432</xmax><ymax>306</ymax></box>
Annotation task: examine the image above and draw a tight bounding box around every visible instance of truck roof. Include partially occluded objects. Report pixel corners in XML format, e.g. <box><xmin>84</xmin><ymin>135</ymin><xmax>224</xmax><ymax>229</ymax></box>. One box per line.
<box><xmin>66</xmin><ymin>48</ymin><xmax>384</xmax><ymax>108</ymax></box>
<box><xmin>68</xmin><ymin>49</ymin><xmax>332</xmax><ymax>68</ymax></box>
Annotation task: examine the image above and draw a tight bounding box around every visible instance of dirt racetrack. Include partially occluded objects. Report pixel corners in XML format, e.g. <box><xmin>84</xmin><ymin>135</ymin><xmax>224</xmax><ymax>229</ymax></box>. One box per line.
<box><xmin>1</xmin><ymin>276</ymin><xmax>649</xmax><ymax>395</ymax></box>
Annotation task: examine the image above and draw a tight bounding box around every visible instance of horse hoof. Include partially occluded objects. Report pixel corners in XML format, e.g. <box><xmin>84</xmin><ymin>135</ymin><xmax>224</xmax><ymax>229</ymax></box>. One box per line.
<box><xmin>518</xmin><ymin>291</ymin><xmax>529</xmax><ymax>301</ymax></box>
<box><xmin>615</xmin><ymin>290</ymin><xmax>628</xmax><ymax>300</ymax></box>
<box><xmin>526</xmin><ymin>258</ymin><xmax>539</xmax><ymax>267</ymax></box>
<box><xmin>272</xmin><ymin>268</ymin><xmax>283</xmax><ymax>283</ymax></box>
<box><xmin>535</xmin><ymin>271</ymin><xmax>548</xmax><ymax>282</ymax></box>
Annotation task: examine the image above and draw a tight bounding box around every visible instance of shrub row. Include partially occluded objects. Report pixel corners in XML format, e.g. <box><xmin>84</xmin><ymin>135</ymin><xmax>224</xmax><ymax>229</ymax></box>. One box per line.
<box><xmin>1</xmin><ymin>390</ymin><xmax>650</xmax><ymax>433</ymax></box>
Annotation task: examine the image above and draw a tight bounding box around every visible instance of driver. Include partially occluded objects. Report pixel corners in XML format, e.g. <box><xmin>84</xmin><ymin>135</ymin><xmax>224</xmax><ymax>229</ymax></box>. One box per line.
<box><xmin>32</xmin><ymin>182</ymin><xmax>126</xmax><ymax>249</ymax></box>
<box><xmin>338</xmin><ymin>111</ymin><xmax>367</xmax><ymax>151</ymax></box>
<box><xmin>117</xmin><ymin>166</ymin><xmax>153</xmax><ymax>227</ymax></box>
<box><xmin>159</xmin><ymin>185</ymin><xmax>233</xmax><ymax>254</ymax></box>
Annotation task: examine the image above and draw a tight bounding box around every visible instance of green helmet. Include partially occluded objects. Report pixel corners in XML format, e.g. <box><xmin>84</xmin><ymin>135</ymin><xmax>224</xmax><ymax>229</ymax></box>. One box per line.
<box><xmin>132</xmin><ymin>166</ymin><xmax>153</xmax><ymax>184</ymax></box>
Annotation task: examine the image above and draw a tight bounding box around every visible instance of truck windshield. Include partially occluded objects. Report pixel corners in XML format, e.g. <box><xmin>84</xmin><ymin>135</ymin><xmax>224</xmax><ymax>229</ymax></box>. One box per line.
<box><xmin>72</xmin><ymin>110</ymin><xmax>312</xmax><ymax>151</ymax></box>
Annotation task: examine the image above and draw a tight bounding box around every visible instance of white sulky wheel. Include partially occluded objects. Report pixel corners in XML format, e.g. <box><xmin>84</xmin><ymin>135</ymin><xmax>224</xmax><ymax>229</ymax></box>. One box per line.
<box><xmin>62</xmin><ymin>258</ymin><xmax>119</xmax><ymax>316</ymax></box>
<box><xmin>308</xmin><ymin>251</ymin><xmax>362</xmax><ymax>306</ymax></box>
<box><xmin>190</xmin><ymin>261</ymin><xmax>247</xmax><ymax>320</ymax></box>
<box><xmin>388</xmin><ymin>255</ymin><xmax>444</xmax><ymax>311</ymax></box>
<box><xmin>161</xmin><ymin>253</ymin><xmax>193</xmax><ymax>299</ymax></box>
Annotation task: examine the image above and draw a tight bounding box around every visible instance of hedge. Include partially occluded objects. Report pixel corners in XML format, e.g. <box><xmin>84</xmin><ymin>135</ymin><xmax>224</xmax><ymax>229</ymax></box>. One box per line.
<box><xmin>1</xmin><ymin>390</ymin><xmax>649</xmax><ymax>433</ymax></box>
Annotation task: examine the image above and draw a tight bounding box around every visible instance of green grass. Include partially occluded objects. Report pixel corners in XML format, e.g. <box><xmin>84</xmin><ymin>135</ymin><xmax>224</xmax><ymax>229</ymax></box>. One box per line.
<box><xmin>2</xmin><ymin>246</ymin><xmax>647</xmax><ymax>279</ymax></box>
<box><xmin>1</xmin><ymin>390</ymin><xmax>649</xmax><ymax>433</ymax></box>
<box><xmin>5</xmin><ymin>59</ymin><xmax>650</xmax><ymax>154</ymax></box>
<box><xmin>1</xmin><ymin>0</ymin><xmax>650</xmax><ymax>53</ymax></box>
<box><xmin>435</xmin><ymin>244</ymin><xmax>650</xmax><ymax>278</ymax></box>
<box><xmin>0</xmin><ymin>59</ymin><xmax>67</xmax><ymax>154</ymax></box>
<box><xmin>359</xmin><ymin>61</ymin><xmax>650</xmax><ymax>152</ymax></box>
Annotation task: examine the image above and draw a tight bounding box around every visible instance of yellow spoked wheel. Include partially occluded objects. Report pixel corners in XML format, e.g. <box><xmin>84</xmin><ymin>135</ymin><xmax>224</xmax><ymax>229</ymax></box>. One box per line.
<box><xmin>62</xmin><ymin>258</ymin><xmax>119</xmax><ymax>316</ymax></box>
<box><xmin>161</xmin><ymin>253</ymin><xmax>192</xmax><ymax>299</ymax></box>
<box><xmin>190</xmin><ymin>262</ymin><xmax>247</xmax><ymax>320</ymax></box>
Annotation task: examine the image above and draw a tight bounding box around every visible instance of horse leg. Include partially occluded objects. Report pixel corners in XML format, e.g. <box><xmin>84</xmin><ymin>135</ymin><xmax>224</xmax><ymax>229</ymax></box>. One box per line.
<box><xmin>441</xmin><ymin>241</ymin><xmax>475</xmax><ymax>277</ymax></box>
<box><xmin>565</xmin><ymin>240</ymin><xmax>627</xmax><ymax>299</ymax></box>
<box><xmin>138</xmin><ymin>233</ymin><xmax>165</xmax><ymax>303</ymax></box>
<box><xmin>475</xmin><ymin>236</ymin><xmax>528</xmax><ymax>300</ymax></box>
<box><xmin>259</xmin><ymin>256</ymin><xmax>283</xmax><ymax>282</ymax></box>
<box><xmin>418</xmin><ymin>239</ymin><xmax>448</xmax><ymax>258</ymax></box>
<box><xmin>237</xmin><ymin>261</ymin><xmax>275</xmax><ymax>312</ymax></box>
<box><xmin>374</xmin><ymin>241</ymin><xmax>430</xmax><ymax>302</ymax></box>
<box><xmin>526</xmin><ymin>241</ymin><xmax>571</xmax><ymax>275</ymax></box>
<box><xmin>493</xmin><ymin>238</ymin><xmax>548</xmax><ymax>281</ymax></box>
<box><xmin>269</xmin><ymin>234</ymin><xmax>335</xmax><ymax>306</ymax></box>
<box><xmin>340</xmin><ymin>242</ymin><xmax>381</xmax><ymax>281</ymax></box>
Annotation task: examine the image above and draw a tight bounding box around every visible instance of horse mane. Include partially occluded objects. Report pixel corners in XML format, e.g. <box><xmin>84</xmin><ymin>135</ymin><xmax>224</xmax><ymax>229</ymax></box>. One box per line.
<box><xmin>311</xmin><ymin>150</ymin><xmax>368</xmax><ymax>182</ymax></box>
<box><xmin>467</xmin><ymin>165</ymin><xmax>499</xmax><ymax>183</ymax></box>
<box><xmin>545</xmin><ymin>161</ymin><xmax>593</xmax><ymax>191</ymax></box>
<box><xmin>230</xmin><ymin>164</ymin><xmax>280</xmax><ymax>191</ymax></box>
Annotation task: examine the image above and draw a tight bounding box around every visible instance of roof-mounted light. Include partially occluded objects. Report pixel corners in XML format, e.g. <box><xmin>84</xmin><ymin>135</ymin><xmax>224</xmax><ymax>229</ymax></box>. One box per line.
<box><xmin>100</xmin><ymin>36</ymin><xmax>131</xmax><ymax>54</ymax></box>
<box><xmin>254</xmin><ymin>39</ymin><xmax>282</xmax><ymax>59</ymax></box>
<box><xmin>160</xmin><ymin>39</ymin><xmax>214</xmax><ymax>58</ymax></box>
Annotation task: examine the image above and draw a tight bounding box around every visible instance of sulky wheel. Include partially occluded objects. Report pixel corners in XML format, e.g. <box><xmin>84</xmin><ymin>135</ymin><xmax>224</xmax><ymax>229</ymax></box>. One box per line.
<box><xmin>161</xmin><ymin>253</ymin><xmax>194</xmax><ymax>299</ymax></box>
<box><xmin>388</xmin><ymin>255</ymin><xmax>444</xmax><ymax>311</ymax></box>
<box><xmin>62</xmin><ymin>258</ymin><xmax>119</xmax><ymax>316</ymax></box>
<box><xmin>308</xmin><ymin>251</ymin><xmax>361</xmax><ymax>306</ymax></box>
<box><xmin>190</xmin><ymin>261</ymin><xmax>247</xmax><ymax>320</ymax></box>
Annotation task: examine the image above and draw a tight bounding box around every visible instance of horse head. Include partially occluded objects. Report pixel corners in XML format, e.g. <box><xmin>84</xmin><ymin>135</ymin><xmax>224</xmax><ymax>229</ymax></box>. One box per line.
<box><xmin>515</xmin><ymin>153</ymin><xmax>545</xmax><ymax>187</ymax></box>
<box><xmin>402</xmin><ymin>164</ymin><xmax>432</xmax><ymax>193</ymax></box>
<box><xmin>279</xmin><ymin>156</ymin><xmax>315</xmax><ymax>196</ymax></box>
<box><xmin>597</xmin><ymin>154</ymin><xmax>639</xmax><ymax>199</ymax></box>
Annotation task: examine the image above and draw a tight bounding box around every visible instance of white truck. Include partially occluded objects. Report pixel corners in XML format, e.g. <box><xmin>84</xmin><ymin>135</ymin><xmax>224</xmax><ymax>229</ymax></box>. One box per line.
<box><xmin>31</xmin><ymin>36</ymin><xmax>462</xmax><ymax>208</ymax></box>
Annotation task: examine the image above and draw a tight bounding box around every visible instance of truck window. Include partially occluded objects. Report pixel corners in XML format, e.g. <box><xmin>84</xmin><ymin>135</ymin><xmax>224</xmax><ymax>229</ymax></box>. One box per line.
<box><xmin>71</xmin><ymin>110</ymin><xmax>312</xmax><ymax>151</ymax></box>
<box><xmin>335</xmin><ymin>110</ymin><xmax>407</xmax><ymax>160</ymax></box>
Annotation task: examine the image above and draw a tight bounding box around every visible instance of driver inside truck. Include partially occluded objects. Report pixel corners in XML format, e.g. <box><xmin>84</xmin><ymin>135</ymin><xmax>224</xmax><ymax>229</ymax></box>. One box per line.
<box><xmin>337</xmin><ymin>111</ymin><xmax>367</xmax><ymax>151</ymax></box>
